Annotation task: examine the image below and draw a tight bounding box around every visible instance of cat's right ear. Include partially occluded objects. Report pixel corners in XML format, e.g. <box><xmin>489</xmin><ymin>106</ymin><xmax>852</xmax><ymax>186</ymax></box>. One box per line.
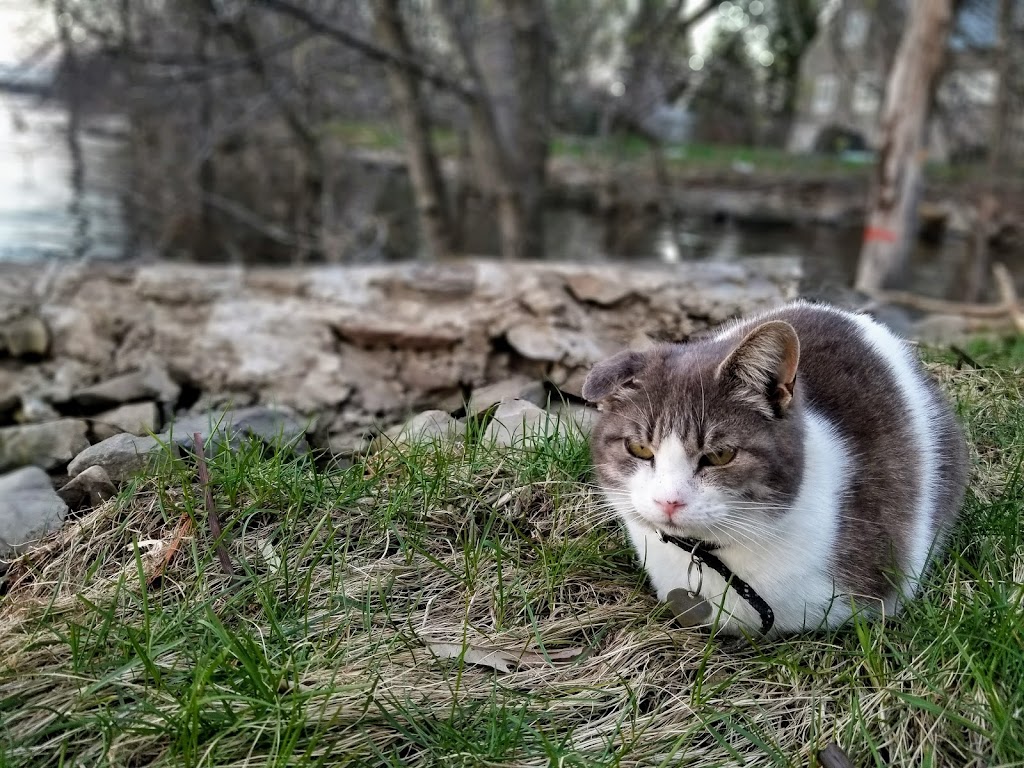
<box><xmin>582</xmin><ymin>350</ymin><xmax>645</xmax><ymax>404</ymax></box>
<box><xmin>717</xmin><ymin>321</ymin><xmax>800</xmax><ymax>415</ymax></box>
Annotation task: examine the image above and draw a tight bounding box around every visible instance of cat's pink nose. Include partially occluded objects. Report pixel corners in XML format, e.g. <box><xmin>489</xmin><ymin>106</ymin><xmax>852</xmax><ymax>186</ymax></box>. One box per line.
<box><xmin>655</xmin><ymin>499</ymin><xmax>686</xmax><ymax>518</ymax></box>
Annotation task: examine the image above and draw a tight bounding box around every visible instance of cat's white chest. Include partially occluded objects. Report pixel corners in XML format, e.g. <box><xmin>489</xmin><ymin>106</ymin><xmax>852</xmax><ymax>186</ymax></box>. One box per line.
<box><xmin>620</xmin><ymin>410</ymin><xmax>855</xmax><ymax>635</ymax></box>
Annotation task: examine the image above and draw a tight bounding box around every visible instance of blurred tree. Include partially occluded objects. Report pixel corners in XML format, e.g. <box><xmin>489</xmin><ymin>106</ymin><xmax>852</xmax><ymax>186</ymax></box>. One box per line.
<box><xmin>757</xmin><ymin>0</ymin><xmax>823</xmax><ymax>144</ymax></box>
<box><xmin>372</xmin><ymin>0</ymin><xmax>453</xmax><ymax>260</ymax></box>
<box><xmin>856</xmin><ymin>0</ymin><xmax>955</xmax><ymax>294</ymax></box>
<box><xmin>689</xmin><ymin>16</ymin><xmax>761</xmax><ymax>145</ymax></box>
<box><xmin>435</xmin><ymin>0</ymin><xmax>554</xmax><ymax>261</ymax></box>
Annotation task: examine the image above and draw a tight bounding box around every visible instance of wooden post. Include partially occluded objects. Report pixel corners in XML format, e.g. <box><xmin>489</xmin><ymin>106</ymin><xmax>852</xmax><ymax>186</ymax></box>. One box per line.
<box><xmin>855</xmin><ymin>0</ymin><xmax>954</xmax><ymax>294</ymax></box>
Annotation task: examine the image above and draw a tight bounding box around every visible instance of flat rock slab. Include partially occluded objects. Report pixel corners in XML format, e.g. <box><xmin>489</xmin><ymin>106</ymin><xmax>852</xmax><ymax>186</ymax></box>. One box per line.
<box><xmin>0</xmin><ymin>419</ymin><xmax>89</xmax><ymax>472</ymax></box>
<box><xmin>68</xmin><ymin>433</ymin><xmax>166</xmax><ymax>486</ymax></box>
<box><xmin>1</xmin><ymin>315</ymin><xmax>50</xmax><ymax>358</ymax></box>
<box><xmin>466</xmin><ymin>376</ymin><xmax>548</xmax><ymax>417</ymax></box>
<box><xmin>548</xmin><ymin>402</ymin><xmax>598</xmax><ymax>437</ymax></box>
<box><xmin>58</xmin><ymin>464</ymin><xmax>118</xmax><ymax>509</ymax></box>
<box><xmin>483</xmin><ymin>401</ymin><xmax>560</xmax><ymax>448</ymax></box>
<box><xmin>377</xmin><ymin>410</ymin><xmax>466</xmax><ymax>449</ymax></box>
<box><xmin>164</xmin><ymin>406</ymin><xmax>310</xmax><ymax>453</ymax></box>
<box><xmin>72</xmin><ymin>366</ymin><xmax>180</xmax><ymax>410</ymax></box>
<box><xmin>92</xmin><ymin>401</ymin><xmax>161</xmax><ymax>441</ymax></box>
<box><xmin>0</xmin><ymin>466</ymin><xmax>68</xmax><ymax>557</ymax></box>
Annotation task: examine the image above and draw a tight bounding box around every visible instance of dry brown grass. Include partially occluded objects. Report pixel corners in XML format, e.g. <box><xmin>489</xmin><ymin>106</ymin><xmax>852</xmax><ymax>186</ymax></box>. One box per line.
<box><xmin>0</xmin><ymin>359</ymin><xmax>1022</xmax><ymax>767</ymax></box>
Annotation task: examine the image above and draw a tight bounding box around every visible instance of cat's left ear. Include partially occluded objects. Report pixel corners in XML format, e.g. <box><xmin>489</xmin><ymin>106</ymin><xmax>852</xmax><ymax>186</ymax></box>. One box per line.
<box><xmin>717</xmin><ymin>321</ymin><xmax>800</xmax><ymax>415</ymax></box>
<box><xmin>582</xmin><ymin>350</ymin><xmax>645</xmax><ymax>404</ymax></box>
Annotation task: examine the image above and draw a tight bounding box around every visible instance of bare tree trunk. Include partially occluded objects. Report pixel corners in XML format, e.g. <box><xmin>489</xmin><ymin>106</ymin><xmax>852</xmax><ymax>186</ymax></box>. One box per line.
<box><xmin>505</xmin><ymin>0</ymin><xmax>551</xmax><ymax>259</ymax></box>
<box><xmin>206</xmin><ymin>0</ymin><xmax>324</xmax><ymax>262</ymax></box>
<box><xmin>989</xmin><ymin>0</ymin><xmax>1013</xmax><ymax>174</ymax></box>
<box><xmin>450</xmin><ymin>125</ymin><xmax>472</xmax><ymax>253</ymax></box>
<box><xmin>116</xmin><ymin>0</ymin><xmax>143</xmax><ymax>260</ymax></box>
<box><xmin>962</xmin><ymin>194</ymin><xmax>999</xmax><ymax>302</ymax></box>
<box><xmin>855</xmin><ymin>0</ymin><xmax>953</xmax><ymax>294</ymax></box>
<box><xmin>373</xmin><ymin>0</ymin><xmax>452</xmax><ymax>261</ymax></box>
<box><xmin>56</xmin><ymin>0</ymin><xmax>90</xmax><ymax>261</ymax></box>
<box><xmin>196</xmin><ymin>12</ymin><xmax>217</xmax><ymax>261</ymax></box>
<box><xmin>438</xmin><ymin>2</ymin><xmax>522</xmax><ymax>260</ymax></box>
<box><xmin>438</xmin><ymin>0</ymin><xmax>552</xmax><ymax>261</ymax></box>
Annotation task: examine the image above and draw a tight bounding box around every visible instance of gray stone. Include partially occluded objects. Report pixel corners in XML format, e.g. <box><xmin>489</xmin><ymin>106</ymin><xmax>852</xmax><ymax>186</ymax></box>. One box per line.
<box><xmin>0</xmin><ymin>466</ymin><xmax>68</xmax><ymax>557</ymax></box>
<box><xmin>73</xmin><ymin>365</ymin><xmax>180</xmax><ymax>409</ymax></box>
<box><xmin>549</xmin><ymin>402</ymin><xmax>599</xmax><ymax>437</ymax></box>
<box><xmin>42</xmin><ymin>306</ymin><xmax>115</xmax><ymax>366</ymax></box>
<box><xmin>188</xmin><ymin>391</ymin><xmax>258</xmax><ymax>414</ymax></box>
<box><xmin>564</xmin><ymin>273</ymin><xmax>635</xmax><ymax>306</ymax></box>
<box><xmin>1</xmin><ymin>315</ymin><xmax>50</xmax><ymax>357</ymax></box>
<box><xmin>376</xmin><ymin>410</ymin><xmax>466</xmax><ymax>449</ymax></box>
<box><xmin>910</xmin><ymin>314</ymin><xmax>975</xmax><ymax>345</ymax></box>
<box><xmin>332</xmin><ymin>315</ymin><xmax>464</xmax><ymax>349</ymax></box>
<box><xmin>506</xmin><ymin>323</ymin><xmax>613</xmax><ymax>366</ymax></box>
<box><xmin>548</xmin><ymin>366</ymin><xmax>587</xmax><ymax>399</ymax></box>
<box><xmin>505</xmin><ymin>322</ymin><xmax>563</xmax><ymax>362</ymax></box>
<box><xmin>134</xmin><ymin>263</ymin><xmax>243</xmax><ymax>303</ymax></box>
<box><xmin>57</xmin><ymin>465</ymin><xmax>118</xmax><ymax>509</ymax></box>
<box><xmin>466</xmin><ymin>377</ymin><xmax>548</xmax><ymax>417</ymax></box>
<box><xmin>15</xmin><ymin>397</ymin><xmax>60</xmax><ymax>424</ymax></box>
<box><xmin>0</xmin><ymin>419</ymin><xmax>89</xmax><ymax>472</ymax></box>
<box><xmin>0</xmin><ymin>368</ymin><xmax>21</xmax><ymax>413</ymax></box>
<box><xmin>327</xmin><ymin>430</ymin><xmax>371</xmax><ymax>458</ymax></box>
<box><xmin>483</xmin><ymin>401</ymin><xmax>558</xmax><ymax>448</ymax></box>
<box><xmin>163</xmin><ymin>406</ymin><xmax>311</xmax><ymax>454</ymax></box>
<box><xmin>67</xmin><ymin>432</ymin><xmax>166</xmax><ymax>486</ymax></box>
<box><xmin>91</xmin><ymin>402</ymin><xmax>160</xmax><ymax>441</ymax></box>
<box><xmin>0</xmin><ymin>259</ymin><xmax>802</xmax><ymax>450</ymax></box>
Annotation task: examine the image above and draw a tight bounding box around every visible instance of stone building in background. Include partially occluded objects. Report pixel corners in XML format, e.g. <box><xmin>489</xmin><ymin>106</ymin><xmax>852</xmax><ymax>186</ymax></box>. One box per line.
<box><xmin>788</xmin><ymin>0</ymin><xmax>1024</xmax><ymax>166</ymax></box>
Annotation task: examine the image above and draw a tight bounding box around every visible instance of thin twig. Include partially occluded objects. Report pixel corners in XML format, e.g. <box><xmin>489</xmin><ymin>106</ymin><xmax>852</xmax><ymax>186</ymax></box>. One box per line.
<box><xmin>148</xmin><ymin>514</ymin><xmax>195</xmax><ymax>586</ymax></box>
<box><xmin>194</xmin><ymin>432</ymin><xmax>235</xmax><ymax>577</ymax></box>
<box><xmin>950</xmin><ymin>344</ymin><xmax>983</xmax><ymax>370</ymax></box>
<box><xmin>869</xmin><ymin>262</ymin><xmax>1023</xmax><ymax>329</ymax></box>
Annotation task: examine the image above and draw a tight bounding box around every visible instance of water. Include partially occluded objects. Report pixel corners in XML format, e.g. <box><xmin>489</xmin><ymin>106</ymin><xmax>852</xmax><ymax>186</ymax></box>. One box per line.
<box><xmin>0</xmin><ymin>92</ymin><xmax>127</xmax><ymax>262</ymax></box>
<box><xmin>0</xmin><ymin>91</ymin><xmax>1016</xmax><ymax>303</ymax></box>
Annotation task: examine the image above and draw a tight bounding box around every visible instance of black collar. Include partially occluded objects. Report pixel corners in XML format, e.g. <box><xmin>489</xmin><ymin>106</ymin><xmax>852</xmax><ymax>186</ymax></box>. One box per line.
<box><xmin>657</xmin><ymin>531</ymin><xmax>775</xmax><ymax>636</ymax></box>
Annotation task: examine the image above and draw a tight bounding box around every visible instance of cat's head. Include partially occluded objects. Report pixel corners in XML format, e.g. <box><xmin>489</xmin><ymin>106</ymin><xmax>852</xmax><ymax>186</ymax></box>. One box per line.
<box><xmin>583</xmin><ymin>321</ymin><xmax>805</xmax><ymax>543</ymax></box>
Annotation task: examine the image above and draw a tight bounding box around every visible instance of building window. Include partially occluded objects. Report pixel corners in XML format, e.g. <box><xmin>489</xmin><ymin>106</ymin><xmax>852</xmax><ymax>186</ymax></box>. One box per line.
<box><xmin>852</xmin><ymin>73</ymin><xmax>881</xmax><ymax>115</ymax></box>
<box><xmin>842</xmin><ymin>10</ymin><xmax>869</xmax><ymax>49</ymax></box>
<box><xmin>812</xmin><ymin>74</ymin><xmax>839</xmax><ymax>116</ymax></box>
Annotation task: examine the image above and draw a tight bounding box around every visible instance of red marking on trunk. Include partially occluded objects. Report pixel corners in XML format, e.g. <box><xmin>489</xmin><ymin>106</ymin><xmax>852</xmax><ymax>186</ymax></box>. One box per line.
<box><xmin>864</xmin><ymin>226</ymin><xmax>899</xmax><ymax>243</ymax></box>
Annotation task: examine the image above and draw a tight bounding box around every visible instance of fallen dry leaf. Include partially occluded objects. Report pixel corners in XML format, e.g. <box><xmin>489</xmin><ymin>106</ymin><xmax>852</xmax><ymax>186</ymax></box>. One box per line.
<box><xmin>424</xmin><ymin>642</ymin><xmax>584</xmax><ymax>673</ymax></box>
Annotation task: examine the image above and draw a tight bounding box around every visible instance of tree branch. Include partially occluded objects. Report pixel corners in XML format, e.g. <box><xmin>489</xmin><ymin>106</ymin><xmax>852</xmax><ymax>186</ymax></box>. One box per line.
<box><xmin>254</xmin><ymin>0</ymin><xmax>477</xmax><ymax>101</ymax></box>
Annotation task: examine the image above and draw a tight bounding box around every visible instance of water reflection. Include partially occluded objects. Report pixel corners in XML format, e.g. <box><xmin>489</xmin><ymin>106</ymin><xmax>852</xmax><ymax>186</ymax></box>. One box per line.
<box><xmin>0</xmin><ymin>92</ymin><xmax>125</xmax><ymax>262</ymax></box>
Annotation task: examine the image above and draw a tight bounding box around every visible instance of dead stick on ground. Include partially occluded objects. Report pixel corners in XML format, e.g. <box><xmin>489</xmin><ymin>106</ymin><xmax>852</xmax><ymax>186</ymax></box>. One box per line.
<box><xmin>149</xmin><ymin>514</ymin><xmax>195</xmax><ymax>585</ymax></box>
<box><xmin>867</xmin><ymin>262</ymin><xmax>1024</xmax><ymax>329</ymax></box>
<box><xmin>194</xmin><ymin>432</ymin><xmax>235</xmax><ymax>577</ymax></box>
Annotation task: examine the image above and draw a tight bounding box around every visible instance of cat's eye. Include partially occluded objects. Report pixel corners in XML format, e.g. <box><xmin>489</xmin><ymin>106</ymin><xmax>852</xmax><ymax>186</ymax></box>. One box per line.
<box><xmin>625</xmin><ymin>440</ymin><xmax>654</xmax><ymax>460</ymax></box>
<box><xmin>702</xmin><ymin>448</ymin><xmax>736</xmax><ymax>467</ymax></box>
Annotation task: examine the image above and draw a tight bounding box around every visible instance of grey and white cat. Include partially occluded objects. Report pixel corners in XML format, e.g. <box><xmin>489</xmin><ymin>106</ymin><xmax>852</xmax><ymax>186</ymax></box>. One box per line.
<box><xmin>583</xmin><ymin>300</ymin><xmax>968</xmax><ymax>636</ymax></box>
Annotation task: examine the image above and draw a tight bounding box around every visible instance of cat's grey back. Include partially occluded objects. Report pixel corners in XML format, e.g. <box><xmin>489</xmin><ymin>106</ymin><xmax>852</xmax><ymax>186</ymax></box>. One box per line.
<box><xmin>715</xmin><ymin>301</ymin><xmax>968</xmax><ymax>597</ymax></box>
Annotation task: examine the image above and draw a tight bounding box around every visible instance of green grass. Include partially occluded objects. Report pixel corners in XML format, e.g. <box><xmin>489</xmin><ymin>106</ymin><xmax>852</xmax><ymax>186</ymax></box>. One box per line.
<box><xmin>1</xmin><ymin>353</ymin><xmax>1022</xmax><ymax>766</ymax></box>
<box><xmin>324</xmin><ymin>118</ymin><xmax>1002</xmax><ymax>182</ymax></box>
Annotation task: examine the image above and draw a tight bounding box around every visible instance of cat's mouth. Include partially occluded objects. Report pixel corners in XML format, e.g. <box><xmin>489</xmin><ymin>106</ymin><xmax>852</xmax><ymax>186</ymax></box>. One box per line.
<box><xmin>637</xmin><ymin>512</ymin><xmax>724</xmax><ymax>544</ymax></box>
